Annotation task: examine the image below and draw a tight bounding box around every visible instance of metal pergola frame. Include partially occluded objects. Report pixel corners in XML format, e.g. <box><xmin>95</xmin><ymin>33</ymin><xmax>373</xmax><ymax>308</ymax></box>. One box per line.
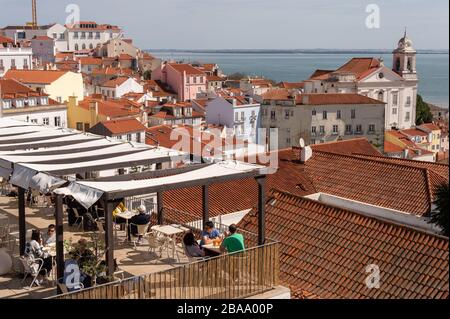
<box><xmin>53</xmin><ymin>165</ymin><xmax>267</xmax><ymax>279</ymax></box>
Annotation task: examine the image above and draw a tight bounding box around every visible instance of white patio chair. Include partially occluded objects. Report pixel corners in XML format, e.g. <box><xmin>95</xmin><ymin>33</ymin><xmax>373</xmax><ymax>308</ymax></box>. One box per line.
<box><xmin>57</xmin><ymin>277</ymin><xmax>84</xmax><ymax>294</ymax></box>
<box><xmin>20</xmin><ymin>256</ymin><xmax>47</xmax><ymax>289</ymax></box>
<box><xmin>129</xmin><ymin>222</ymin><xmax>150</xmax><ymax>249</ymax></box>
<box><xmin>147</xmin><ymin>231</ymin><xmax>166</xmax><ymax>260</ymax></box>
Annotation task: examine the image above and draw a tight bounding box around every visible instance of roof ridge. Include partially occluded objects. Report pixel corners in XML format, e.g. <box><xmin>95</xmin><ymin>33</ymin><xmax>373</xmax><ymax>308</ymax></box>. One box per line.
<box><xmin>353</xmin><ymin>153</ymin><xmax>450</xmax><ymax>168</ymax></box>
<box><xmin>268</xmin><ymin>188</ymin><xmax>449</xmax><ymax>241</ymax></box>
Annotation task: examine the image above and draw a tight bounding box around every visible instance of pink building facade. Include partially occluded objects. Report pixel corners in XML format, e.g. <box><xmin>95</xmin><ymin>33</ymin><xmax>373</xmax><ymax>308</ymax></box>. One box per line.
<box><xmin>152</xmin><ymin>63</ymin><xmax>207</xmax><ymax>101</ymax></box>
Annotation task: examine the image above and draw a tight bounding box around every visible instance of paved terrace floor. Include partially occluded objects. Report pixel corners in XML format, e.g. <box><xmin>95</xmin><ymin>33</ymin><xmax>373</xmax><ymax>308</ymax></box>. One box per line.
<box><xmin>0</xmin><ymin>195</ymin><xmax>192</xmax><ymax>299</ymax></box>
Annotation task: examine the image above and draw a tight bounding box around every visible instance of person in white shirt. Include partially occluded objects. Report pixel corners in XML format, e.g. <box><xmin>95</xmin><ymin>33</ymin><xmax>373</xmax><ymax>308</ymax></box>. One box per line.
<box><xmin>45</xmin><ymin>224</ymin><xmax>56</xmax><ymax>245</ymax></box>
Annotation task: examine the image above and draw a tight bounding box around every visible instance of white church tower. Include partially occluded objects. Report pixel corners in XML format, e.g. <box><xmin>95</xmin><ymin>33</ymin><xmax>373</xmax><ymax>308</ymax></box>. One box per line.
<box><xmin>393</xmin><ymin>29</ymin><xmax>418</xmax><ymax>82</ymax></box>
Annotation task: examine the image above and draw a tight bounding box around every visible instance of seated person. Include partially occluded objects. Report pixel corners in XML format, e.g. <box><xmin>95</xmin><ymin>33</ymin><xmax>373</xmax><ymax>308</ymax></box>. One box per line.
<box><xmin>128</xmin><ymin>205</ymin><xmax>151</xmax><ymax>242</ymax></box>
<box><xmin>183</xmin><ymin>232</ymin><xmax>205</xmax><ymax>258</ymax></box>
<box><xmin>220</xmin><ymin>224</ymin><xmax>245</xmax><ymax>254</ymax></box>
<box><xmin>113</xmin><ymin>201</ymin><xmax>128</xmax><ymax>225</ymax></box>
<box><xmin>44</xmin><ymin>224</ymin><xmax>56</xmax><ymax>245</ymax></box>
<box><xmin>24</xmin><ymin>229</ymin><xmax>53</xmax><ymax>283</ymax></box>
<box><xmin>200</xmin><ymin>221</ymin><xmax>221</xmax><ymax>246</ymax></box>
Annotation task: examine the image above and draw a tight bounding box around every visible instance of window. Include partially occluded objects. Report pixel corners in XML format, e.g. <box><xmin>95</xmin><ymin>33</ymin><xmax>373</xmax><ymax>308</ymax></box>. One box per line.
<box><xmin>378</xmin><ymin>91</ymin><xmax>384</xmax><ymax>102</ymax></box>
<box><xmin>405</xmin><ymin>112</ymin><xmax>411</xmax><ymax>122</ymax></box>
<box><xmin>323</xmin><ymin>111</ymin><xmax>327</xmax><ymax>120</ymax></box>
<box><xmin>82</xmin><ymin>44</ymin><xmax>86</xmax><ymax>50</ymax></box>
<box><xmin>235</xmin><ymin>112</ymin><xmax>239</xmax><ymax>121</ymax></box>
<box><xmin>76</xmin><ymin>122</ymin><xmax>83</xmax><ymax>131</ymax></box>
<box><xmin>311</xmin><ymin>126</ymin><xmax>317</xmax><ymax>134</ymax></box>
<box><xmin>392</xmin><ymin>108</ymin><xmax>398</xmax><ymax>115</ymax></box>
<box><xmin>96</xmin><ymin>32</ymin><xmax>100</xmax><ymax>39</ymax></box>
<box><xmin>285</xmin><ymin>110</ymin><xmax>290</xmax><ymax>119</ymax></box>
<box><xmin>193</xmin><ymin>77</ymin><xmax>197</xmax><ymax>84</ymax></box>
<box><xmin>332</xmin><ymin>125</ymin><xmax>339</xmax><ymax>134</ymax></box>
<box><xmin>52</xmin><ymin>33</ymin><xmax>57</xmax><ymax>39</ymax></box>
<box><xmin>81</xmin><ymin>32</ymin><xmax>86</xmax><ymax>39</ymax></box>
<box><xmin>30</xmin><ymin>119</ymin><xmax>38</xmax><ymax>124</ymax></box>
<box><xmin>319</xmin><ymin>126</ymin><xmax>325</xmax><ymax>134</ymax></box>
<box><xmin>59</xmin><ymin>33</ymin><xmax>65</xmax><ymax>40</ymax></box>
<box><xmin>74</xmin><ymin>32</ymin><xmax>79</xmax><ymax>39</ymax></box>
<box><xmin>0</xmin><ymin>59</ymin><xmax>3</xmax><ymax>69</ymax></box>
<box><xmin>241</xmin><ymin>111</ymin><xmax>245</xmax><ymax>121</ymax></box>
<box><xmin>127</xmin><ymin>134</ymin><xmax>132</xmax><ymax>141</ymax></box>
<box><xmin>54</xmin><ymin>116</ymin><xmax>61</xmax><ymax>127</ymax></box>
<box><xmin>200</xmin><ymin>76</ymin><xmax>204</xmax><ymax>83</ymax></box>
<box><xmin>11</xmin><ymin>59</ymin><xmax>16</xmax><ymax>68</ymax></box>
<box><xmin>186</xmin><ymin>77</ymin><xmax>190</xmax><ymax>84</ymax></box>
<box><xmin>270</xmin><ymin>110</ymin><xmax>276</xmax><ymax>120</ymax></box>
<box><xmin>136</xmin><ymin>133</ymin><xmax>141</xmax><ymax>143</ymax></box>
<box><xmin>89</xmin><ymin>32</ymin><xmax>93</xmax><ymax>39</ymax></box>
<box><xmin>392</xmin><ymin>92</ymin><xmax>398</xmax><ymax>106</ymax></box>
<box><xmin>312</xmin><ymin>110</ymin><xmax>316</xmax><ymax>116</ymax></box>
<box><xmin>345</xmin><ymin>124</ymin><xmax>352</xmax><ymax>134</ymax></box>
<box><xmin>406</xmin><ymin>96</ymin><xmax>412</xmax><ymax>106</ymax></box>
<box><xmin>42</xmin><ymin>118</ymin><xmax>50</xmax><ymax>125</ymax></box>
<box><xmin>369</xmin><ymin>124</ymin><xmax>375</xmax><ymax>133</ymax></box>
<box><xmin>74</xmin><ymin>44</ymin><xmax>79</xmax><ymax>51</ymax></box>
<box><xmin>351</xmin><ymin>109</ymin><xmax>356</xmax><ymax>119</ymax></box>
<box><xmin>356</xmin><ymin>125</ymin><xmax>362</xmax><ymax>133</ymax></box>
<box><xmin>84</xmin><ymin>123</ymin><xmax>90</xmax><ymax>132</ymax></box>
<box><xmin>286</xmin><ymin>137</ymin><xmax>291</xmax><ymax>145</ymax></box>
<box><xmin>337</xmin><ymin>110</ymin><xmax>341</xmax><ymax>119</ymax></box>
<box><xmin>89</xmin><ymin>43</ymin><xmax>94</xmax><ymax>50</ymax></box>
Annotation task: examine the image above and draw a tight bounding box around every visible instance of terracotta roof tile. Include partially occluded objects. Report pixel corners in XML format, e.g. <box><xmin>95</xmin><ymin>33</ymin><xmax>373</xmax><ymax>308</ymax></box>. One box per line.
<box><xmin>168</xmin><ymin>63</ymin><xmax>205</xmax><ymax>75</ymax></box>
<box><xmin>238</xmin><ymin>189</ymin><xmax>449</xmax><ymax>299</ymax></box>
<box><xmin>96</xmin><ymin>118</ymin><xmax>146</xmax><ymax>135</ymax></box>
<box><xmin>297</xmin><ymin>94</ymin><xmax>385</xmax><ymax>105</ymax></box>
<box><xmin>310</xmin><ymin>138</ymin><xmax>382</xmax><ymax>156</ymax></box>
<box><xmin>4</xmin><ymin>69</ymin><xmax>68</xmax><ymax>84</ymax></box>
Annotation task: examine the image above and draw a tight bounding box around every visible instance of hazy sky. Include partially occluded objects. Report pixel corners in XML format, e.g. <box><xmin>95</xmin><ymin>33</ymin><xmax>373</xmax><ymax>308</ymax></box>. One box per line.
<box><xmin>1</xmin><ymin>0</ymin><xmax>448</xmax><ymax>50</ymax></box>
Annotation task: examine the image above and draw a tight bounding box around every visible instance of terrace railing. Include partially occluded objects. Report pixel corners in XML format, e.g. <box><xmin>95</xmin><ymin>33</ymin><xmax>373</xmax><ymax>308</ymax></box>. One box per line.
<box><xmin>51</xmin><ymin>207</ymin><xmax>279</xmax><ymax>300</ymax></box>
<box><xmin>52</xmin><ymin>241</ymin><xmax>279</xmax><ymax>299</ymax></box>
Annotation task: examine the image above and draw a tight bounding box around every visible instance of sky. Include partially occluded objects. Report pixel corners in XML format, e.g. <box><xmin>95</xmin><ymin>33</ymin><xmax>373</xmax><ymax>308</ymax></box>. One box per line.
<box><xmin>0</xmin><ymin>0</ymin><xmax>448</xmax><ymax>50</ymax></box>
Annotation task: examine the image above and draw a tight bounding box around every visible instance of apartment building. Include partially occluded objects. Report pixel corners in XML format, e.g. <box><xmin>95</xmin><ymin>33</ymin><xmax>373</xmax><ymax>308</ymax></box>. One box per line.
<box><xmin>0</xmin><ymin>78</ymin><xmax>67</xmax><ymax>127</ymax></box>
<box><xmin>65</xmin><ymin>21</ymin><xmax>122</xmax><ymax>52</ymax></box>
<box><xmin>147</xmin><ymin>102</ymin><xmax>203</xmax><ymax>127</ymax></box>
<box><xmin>0</xmin><ymin>36</ymin><xmax>32</xmax><ymax>76</ymax></box>
<box><xmin>261</xmin><ymin>90</ymin><xmax>385</xmax><ymax>150</ymax></box>
<box><xmin>89</xmin><ymin>118</ymin><xmax>147</xmax><ymax>143</ymax></box>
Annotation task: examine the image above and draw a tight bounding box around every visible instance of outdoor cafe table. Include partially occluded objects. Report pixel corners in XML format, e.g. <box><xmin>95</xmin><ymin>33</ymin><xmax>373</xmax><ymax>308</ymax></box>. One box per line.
<box><xmin>151</xmin><ymin>225</ymin><xmax>188</xmax><ymax>260</ymax></box>
<box><xmin>202</xmin><ymin>242</ymin><xmax>222</xmax><ymax>256</ymax></box>
<box><xmin>116</xmin><ymin>210</ymin><xmax>136</xmax><ymax>242</ymax></box>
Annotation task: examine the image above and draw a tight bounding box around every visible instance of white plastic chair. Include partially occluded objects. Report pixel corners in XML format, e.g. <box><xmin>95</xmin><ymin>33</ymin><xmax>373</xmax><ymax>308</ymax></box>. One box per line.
<box><xmin>57</xmin><ymin>277</ymin><xmax>84</xmax><ymax>294</ymax></box>
<box><xmin>147</xmin><ymin>231</ymin><xmax>166</xmax><ymax>260</ymax></box>
<box><xmin>20</xmin><ymin>256</ymin><xmax>47</xmax><ymax>289</ymax></box>
<box><xmin>130</xmin><ymin>222</ymin><xmax>150</xmax><ymax>249</ymax></box>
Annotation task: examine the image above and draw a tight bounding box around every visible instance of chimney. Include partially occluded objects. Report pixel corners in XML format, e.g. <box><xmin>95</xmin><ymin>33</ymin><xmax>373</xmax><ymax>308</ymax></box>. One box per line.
<box><xmin>403</xmin><ymin>148</ymin><xmax>409</xmax><ymax>159</ymax></box>
<box><xmin>232</xmin><ymin>99</ymin><xmax>237</xmax><ymax>107</ymax></box>
<box><xmin>89</xmin><ymin>101</ymin><xmax>99</xmax><ymax>127</ymax></box>
<box><xmin>248</xmin><ymin>97</ymin><xmax>254</xmax><ymax>104</ymax></box>
<box><xmin>299</xmin><ymin>146</ymin><xmax>313</xmax><ymax>163</ymax></box>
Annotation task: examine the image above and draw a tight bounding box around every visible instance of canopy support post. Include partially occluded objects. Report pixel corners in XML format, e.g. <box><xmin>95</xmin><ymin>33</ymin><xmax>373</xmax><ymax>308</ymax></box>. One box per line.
<box><xmin>55</xmin><ymin>194</ymin><xmax>64</xmax><ymax>293</ymax></box>
<box><xmin>255</xmin><ymin>176</ymin><xmax>266</xmax><ymax>246</ymax></box>
<box><xmin>157</xmin><ymin>192</ymin><xmax>164</xmax><ymax>225</ymax></box>
<box><xmin>18</xmin><ymin>187</ymin><xmax>26</xmax><ymax>256</ymax></box>
<box><xmin>104</xmin><ymin>199</ymin><xmax>116</xmax><ymax>277</ymax></box>
<box><xmin>202</xmin><ymin>185</ymin><xmax>209</xmax><ymax>227</ymax></box>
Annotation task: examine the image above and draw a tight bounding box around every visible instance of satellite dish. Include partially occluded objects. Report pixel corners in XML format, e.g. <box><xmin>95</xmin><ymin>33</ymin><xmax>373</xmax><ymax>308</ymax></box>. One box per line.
<box><xmin>299</xmin><ymin>138</ymin><xmax>305</xmax><ymax>148</ymax></box>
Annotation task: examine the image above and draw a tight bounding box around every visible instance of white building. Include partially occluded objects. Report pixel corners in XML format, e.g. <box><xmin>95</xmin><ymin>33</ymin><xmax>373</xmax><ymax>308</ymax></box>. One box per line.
<box><xmin>304</xmin><ymin>32</ymin><xmax>418</xmax><ymax>130</ymax></box>
<box><xmin>0</xmin><ymin>78</ymin><xmax>67</xmax><ymax>127</ymax></box>
<box><xmin>65</xmin><ymin>21</ymin><xmax>122</xmax><ymax>52</ymax></box>
<box><xmin>261</xmin><ymin>91</ymin><xmax>385</xmax><ymax>150</ymax></box>
<box><xmin>99</xmin><ymin>76</ymin><xmax>143</xmax><ymax>99</ymax></box>
<box><xmin>206</xmin><ymin>96</ymin><xmax>261</xmax><ymax>144</ymax></box>
<box><xmin>0</xmin><ymin>36</ymin><xmax>33</xmax><ymax>76</ymax></box>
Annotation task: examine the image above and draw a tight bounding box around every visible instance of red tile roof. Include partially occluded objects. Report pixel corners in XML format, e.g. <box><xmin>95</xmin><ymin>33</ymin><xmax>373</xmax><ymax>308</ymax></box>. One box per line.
<box><xmin>336</xmin><ymin>57</ymin><xmax>381</xmax><ymax>80</ymax></box>
<box><xmin>168</xmin><ymin>63</ymin><xmax>205</xmax><ymax>76</ymax></box>
<box><xmin>419</xmin><ymin>123</ymin><xmax>441</xmax><ymax>131</ymax></box>
<box><xmin>78</xmin><ymin>98</ymin><xmax>141</xmax><ymax>118</ymax></box>
<box><xmin>0</xmin><ymin>35</ymin><xmax>14</xmax><ymax>44</ymax></box>
<box><xmin>101</xmin><ymin>76</ymin><xmax>130</xmax><ymax>88</ymax></box>
<box><xmin>297</xmin><ymin>94</ymin><xmax>384</xmax><ymax>105</ymax></box>
<box><xmin>32</xmin><ymin>35</ymin><xmax>53</xmax><ymax>41</ymax></box>
<box><xmin>309</xmin><ymin>69</ymin><xmax>334</xmax><ymax>80</ymax></box>
<box><xmin>78</xmin><ymin>57</ymin><xmax>103</xmax><ymax>65</ymax></box>
<box><xmin>4</xmin><ymin>69</ymin><xmax>68</xmax><ymax>84</ymax></box>
<box><xmin>277</xmin><ymin>81</ymin><xmax>305</xmax><ymax>89</ymax></box>
<box><xmin>238</xmin><ymin>189</ymin><xmax>449</xmax><ymax>299</ymax></box>
<box><xmin>97</xmin><ymin>118</ymin><xmax>146</xmax><ymax>135</ymax></box>
<box><xmin>401</xmin><ymin>129</ymin><xmax>429</xmax><ymax>137</ymax></box>
<box><xmin>0</xmin><ymin>78</ymin><xmax>48</xmax><ymax>99</ymax></box>
<box><xmin>384</xmin><ymin>140</ymin><xmax>405</xmax><ymax>153</ymax></box>
<box><xmin>262</xmin><ymin>88</ymin><xmax>295</xmax><ymax>101</ymax></box>
<box><xmin>310</xmin><ymin>138</ymin><xmax>382</xmax><ymax>156</ymax></box>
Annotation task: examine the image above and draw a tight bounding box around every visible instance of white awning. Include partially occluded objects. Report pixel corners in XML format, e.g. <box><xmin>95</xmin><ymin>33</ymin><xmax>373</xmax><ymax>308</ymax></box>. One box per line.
<box><xmin>55</xmin><ymin>161</ymin><xmax>265</xmax><ymax>208</ymax></box>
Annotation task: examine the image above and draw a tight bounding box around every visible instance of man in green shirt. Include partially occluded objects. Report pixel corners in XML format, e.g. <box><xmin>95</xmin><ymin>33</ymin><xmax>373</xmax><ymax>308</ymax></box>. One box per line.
<box><xmin>220</xmin><ymin>224</ymin><xmax>245</xmax><ymax>254</ymax></box>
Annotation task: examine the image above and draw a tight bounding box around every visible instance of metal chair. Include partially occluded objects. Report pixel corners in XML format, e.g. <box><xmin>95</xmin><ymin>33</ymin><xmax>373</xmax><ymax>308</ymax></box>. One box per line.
<box><xmin>57</xmin><ymin>277</ymin><xmax>84</xmax><ymax>294</ymax></box>
<box><xmin>20</xmin><ymin>256</ymin><xmax>47</xmax><ymax>289</ymax></box>
<box><xmin>72</xmin><ymin>208</ymin><xmax>84</xmax><ymax>231</ymax></box>
<box><xmin>147</xmin><ymin>231</ymin><xmax>166</xmax><ymax>260</ymax></box>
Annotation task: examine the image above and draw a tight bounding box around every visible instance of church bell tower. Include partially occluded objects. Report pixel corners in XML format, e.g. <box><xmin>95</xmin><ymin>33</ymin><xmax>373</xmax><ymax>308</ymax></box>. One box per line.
<box><xmin>392</xmin><ymin>29</ymin><xmax>418</xmax><ymax>81</ymax></box>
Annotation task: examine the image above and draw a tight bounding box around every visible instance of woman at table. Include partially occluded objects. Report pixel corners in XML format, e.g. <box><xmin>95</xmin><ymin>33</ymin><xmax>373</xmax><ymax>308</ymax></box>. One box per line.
<box><xmin>24</xmin><ymin>229</ymin><xmax>53</xmax><ymax>283</ymax></box>
<box><xmin>200</xmin><ymin>221</ymin><xmax>221</xmax><ymax>247</ymax></box>
<box><xmin>183</xmin><ymin>232</ymin><xmax>205</xmax><ymax>258</ymax></box>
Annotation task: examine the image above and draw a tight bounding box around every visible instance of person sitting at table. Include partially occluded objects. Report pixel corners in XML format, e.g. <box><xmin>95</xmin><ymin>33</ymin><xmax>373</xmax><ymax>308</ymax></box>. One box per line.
<box><xmin>183</xmin><ymin>232</ymin><xmax>205</xmax><ymax>258</ymax></box>
<box><xmin>200</xmin><ymin>221</ymin><xmax>221</xmax><ymax>247</ymax></box>
<box><xmin>24</xmin><ymin>229</ymin><xmax>53</xmax><ymax>284</ymax></box>
<box><xmin>113</xmin><ymin>201</ymin><xmax>128</xmax><ymax>226</ymax></box>
<box><xmin>220</xmin><ymin>224</ymin><xmax>245</xmax><ymax>254</ymax></box>
<box><xmin>44</xmin><ymin>224</ymin><xmax>56</xmax><ymax>245</ymax></box>
<box><xmin>128</xmin><ymin>205</ymin><xmax>150</xmax><ymax>242</ymax></box>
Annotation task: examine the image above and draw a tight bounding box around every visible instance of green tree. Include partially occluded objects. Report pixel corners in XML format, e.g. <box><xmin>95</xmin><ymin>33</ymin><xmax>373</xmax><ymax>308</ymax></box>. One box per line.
<box><xmin>143</xmin><ymin>70</ymin><xmax>152</xmax><ymax>80</ymax></box>
<box><xmin>429</xmin><ymin>183</ymin><xmax>449</xmax><ymax>236</ymax></box>
<box><xmin>415</xmin><ymin>94</ymin><xmax>433</xmax><ymax>125</ymax></box>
